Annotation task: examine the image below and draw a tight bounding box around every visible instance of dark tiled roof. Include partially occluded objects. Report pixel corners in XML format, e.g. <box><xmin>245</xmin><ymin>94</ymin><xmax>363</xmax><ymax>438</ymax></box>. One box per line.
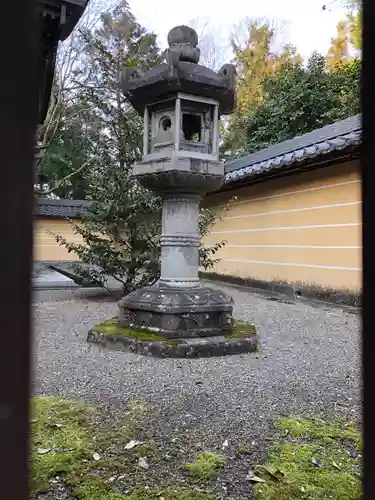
<box><xmin>35</xmin><ymin>198</ymin><xmax>92</xmax><ymax>218</ymax></box>
<box><xmin>224</xmin><ymin>114</ymin><xmax>361</xmax><ymax>185</ymax></box>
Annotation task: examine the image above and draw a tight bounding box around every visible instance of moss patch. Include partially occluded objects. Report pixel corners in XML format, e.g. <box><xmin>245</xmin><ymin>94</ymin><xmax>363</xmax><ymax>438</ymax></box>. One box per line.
<box><xmin>186</xmin><ymin>452</ymin><xmax>226</xmax><ymax>480</ymax></box>
<box><xmin>224</xmin><ymin>321</ymin><xmax>256</xmax><ymax>339</ymax></box>
<box><xmin>119</xmin><ymin>487</ymin><xmax>213</xmax><ymax>499</ymax></box>
<box><xmin>93</xmin><ymin>317</ymin><xmax>256</xmax><ymax>343</ymax></box>
<box><xmin>30</xmin><ymin>396</ymin><xmax>215</xmax><ymax>500</ymax></box>
<box><xmin>91</xmin><ymin>317</ymin><xmax>177</xmax><ymax>343</ymax></box>
<box><xmin>253</xmin><ymin>416</ymin><xmax>362</xmax><ymax>500</ymax></box>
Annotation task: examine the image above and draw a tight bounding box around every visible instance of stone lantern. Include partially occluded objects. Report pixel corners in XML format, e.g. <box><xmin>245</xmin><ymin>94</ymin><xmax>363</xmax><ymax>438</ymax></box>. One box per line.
<box><xmin>118</xmin><ymin>25</ymin><xmax>237</xmax><ymax>340</ymax></box>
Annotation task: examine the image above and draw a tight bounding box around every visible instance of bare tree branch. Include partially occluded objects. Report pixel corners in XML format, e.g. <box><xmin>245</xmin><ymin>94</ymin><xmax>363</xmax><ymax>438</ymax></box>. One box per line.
<box><xmin>188</xmin><ymin>17</ymin><xmax>230</xmax><ymax>70</ymax></box>
<box><xmin>35</xmin><ymin>157</ymin><xmax>94</xmax><ymax>196</ymax></box>
<box><xmin>34</xmin><ymin>0</ymin><xmax>117</xmax><ymax>193</ymax></box>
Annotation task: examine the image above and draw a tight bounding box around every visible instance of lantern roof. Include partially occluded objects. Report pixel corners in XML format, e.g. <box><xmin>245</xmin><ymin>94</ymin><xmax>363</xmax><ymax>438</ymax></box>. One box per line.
<box><xmin>121</xmin><ymin>25</ymin><xmax>237</xmax><ymax>116</ymax></box>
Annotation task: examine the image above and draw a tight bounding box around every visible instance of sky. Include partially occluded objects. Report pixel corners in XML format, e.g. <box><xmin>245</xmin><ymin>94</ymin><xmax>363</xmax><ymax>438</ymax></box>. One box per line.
<box><xmin>128</xmin><ymin>0</ymin><xmax>347</xmax><ymax>62</ymax></box>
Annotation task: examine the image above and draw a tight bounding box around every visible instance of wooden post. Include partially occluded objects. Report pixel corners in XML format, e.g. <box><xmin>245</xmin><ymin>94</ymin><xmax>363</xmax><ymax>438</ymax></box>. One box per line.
<box><xmin>0</xmin><ymin>0</ymin><xmax>37</xmax><ymax>498</ymax></box>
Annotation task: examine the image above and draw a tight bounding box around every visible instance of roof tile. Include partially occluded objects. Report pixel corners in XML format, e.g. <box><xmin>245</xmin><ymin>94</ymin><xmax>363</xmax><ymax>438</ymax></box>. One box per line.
<box><xmin>224</xmin><ymin>115</ymin><xmax>361</xmax><ymax>185</ymax></box>
<box><xmin>34</xmin><ymin>199</ymin><xmax>91</xmax><ymax>218</ymax></box>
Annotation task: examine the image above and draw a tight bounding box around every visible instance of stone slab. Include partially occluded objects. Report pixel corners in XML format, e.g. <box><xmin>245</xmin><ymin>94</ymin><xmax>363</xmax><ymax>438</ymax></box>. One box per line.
<box><xmin>86</xmin><ymin>328</ymin><xmax>258</xmax><ymax>358</ymax></box>
<box><xmin>33</xmin><ymin>262</ymin><xmax>123</xmax><ymax>292</ymax></box>
<box><xmin>32</xmin><ymin>263</ymin><xmax>78</xmax><ymax>290</ymax></box>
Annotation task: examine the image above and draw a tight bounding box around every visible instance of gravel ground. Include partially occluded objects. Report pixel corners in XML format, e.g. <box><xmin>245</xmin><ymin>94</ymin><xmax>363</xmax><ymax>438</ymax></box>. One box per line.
<box><xmin>32</xmin><ymin>283</ymin><xmax>361</xmax><ymax>499</ymax></box>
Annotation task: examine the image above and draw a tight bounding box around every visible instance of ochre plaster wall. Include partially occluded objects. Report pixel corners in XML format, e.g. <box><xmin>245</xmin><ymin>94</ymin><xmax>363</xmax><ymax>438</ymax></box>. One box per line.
<box><xmin>33</xmin><ymin>218</ymin><xmax>82</xmax><ymax>261</ymax></box>
<box><xmin>203</xmin><ymin>160</ymin><xmax>362</xmax><ymax>292</ymax></box>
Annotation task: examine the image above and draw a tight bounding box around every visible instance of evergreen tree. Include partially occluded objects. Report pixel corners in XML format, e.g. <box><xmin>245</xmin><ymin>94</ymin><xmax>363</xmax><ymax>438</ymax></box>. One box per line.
<box><xmin>242</xmin><ymin>52</ymin><xmax>360</xmax><ymax>154</ymax></box>
<box><xmin>39</xmin><ymin>100</ymin><xmax>98</xmax><ymax>199</ymax></box>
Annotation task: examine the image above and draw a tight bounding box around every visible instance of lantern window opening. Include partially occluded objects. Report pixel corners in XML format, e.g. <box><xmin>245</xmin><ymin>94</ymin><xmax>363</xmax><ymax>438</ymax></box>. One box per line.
<box><xmin>143</xmin><ymin>106</ymin><xmax>152</xmax><ymax>155</ymax></box>
<box><xmin>182</xmin><ymin>113</ymin><xmax>202</xmax><ymax>143</ymax></box>
<box><xmin>160</xmin><ymin>116</ymin><xmax>172</xmax><ymax>131</ymax></box>
<box><xmin>176</xmin><ymin>95</ymin><xmax>219</xmax><ymax>156</ymax></box>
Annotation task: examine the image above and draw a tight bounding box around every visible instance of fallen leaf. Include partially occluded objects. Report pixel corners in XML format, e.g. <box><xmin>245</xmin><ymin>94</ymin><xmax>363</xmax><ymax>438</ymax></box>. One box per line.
<box><xmin>256</xmin><ymin>465</ymin><xmax>285</xmax><ymax>481</ymax></box>
<box><xmin>222</xmin><ymin>439</ymin><xmax>229</xmax><ymax>450</ymax></box>
<box><xmin>246</xmin><ymin>468</ymin><xmax>266</xmax><ymax>483</ymax></box>
<box><xmin>125</xmin><ymin>439</ymin><xmax>143</xmax><ymax>450</ymax></box>
<box><xmin>29</xmin><ymin>419</ymin><xmax>38</xmax><ymax>424</ymax></box>
<box><xmin>312</xmin><ymin>458</ymin><xmax>322</xmax><ymax>468</ymax></box>
<box><xmin>332</xmin><ymin>461</ymin><xmax>341</xmax><ymax>471</ymax></box>
<box><xmin>92</xmin><ymin>453</ymin><xmax>101</xmax><ymax>461</ymax></box>
<box><xmin>138</xmin><ymin>457</ymin><xmax>149</xmax><ymax>470</ymax></box>
<box><xmin>37</xmin><ymin>447</ymin><xmax>51</xmax><ymax>454</ymax></box>
<box><xmin>48</xmin><ymin>423</ymin><xmax>64</xmax><ymax>429</ymax></box>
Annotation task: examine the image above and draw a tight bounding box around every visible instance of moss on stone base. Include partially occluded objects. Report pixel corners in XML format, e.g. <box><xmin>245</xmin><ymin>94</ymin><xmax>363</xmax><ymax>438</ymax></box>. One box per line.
<box><xmin>92</xmin><ymin>317</ymin><xmax>256</xmax><ymax>343</ymax></box>
<box><xmin>224</xmin><ymin>321</ymin><xmax>256</xmax><ymax>339</ymax></box>
<box><xmin>88</xmin><ymin>317</ymin><xmax>259</xmax><ymax>358</ymax></box>
<box><xmin>91</xmin><ymin>317</ymin><xmax>175</xmax><ymax>343</ymax></box>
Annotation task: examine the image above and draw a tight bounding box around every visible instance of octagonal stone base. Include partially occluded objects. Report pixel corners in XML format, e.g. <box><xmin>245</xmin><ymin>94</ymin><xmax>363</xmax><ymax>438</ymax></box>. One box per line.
<box><xmin>87</xmin><ymin>318</ymin><xmax>258</xmax><ymax>358</ymax></box>
<box><xmin>118</xmin><ymin>285</ymin><xmax>234</xmax><ymax>339</ymax></box>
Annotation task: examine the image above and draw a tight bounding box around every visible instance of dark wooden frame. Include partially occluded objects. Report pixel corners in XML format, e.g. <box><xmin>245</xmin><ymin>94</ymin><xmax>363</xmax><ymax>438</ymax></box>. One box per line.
<box><xmin>0</xmin><ymin>1</ymin><xmax>88</xmax><ymax>498</ymax></box>
<box><xmin>361</xmin><ymin>0</ymin><xmax>374</xmax><ymax>497</ymax></box>
<box><xmin>0</xmin><ymin>1</ymin><xmax>37</xmax><ymax>497</ymax></box>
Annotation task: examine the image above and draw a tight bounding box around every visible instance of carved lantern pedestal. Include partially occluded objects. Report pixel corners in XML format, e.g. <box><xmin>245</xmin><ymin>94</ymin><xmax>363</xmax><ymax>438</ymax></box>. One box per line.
<box><xmin>118</xmin><ymin>25</ymin><xmax>237</xmax><ymax>339</ymax></box>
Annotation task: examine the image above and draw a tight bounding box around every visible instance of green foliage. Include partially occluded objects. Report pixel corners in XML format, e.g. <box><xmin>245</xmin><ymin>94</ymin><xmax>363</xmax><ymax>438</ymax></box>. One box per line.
<box><xmin>55</xmin><ymin>187</ymin><xmax>162</xmax><ymax>296</ymax></box>
<box><xmin>241</xmin><ymin>53</ymin><xmax>360</xmax><ymax>154</ymax></box>
<box><xmin>253</xmin><ymin>416</ymin><xmax>361</xmax><ymax>500</ymax></box>
<box><xmin>221</xmin><ymin>8</ymin><xmax>361</xmax><ymax>158</ymax></box>
<box><xmin>186</xmin><ymin>452</ymin><xmax>226</xmax><ymax>479</ymax></box>
<box><xmin>39</xmin><ymin>100</ymin><xmax>98</xmax><ymax>199</ymax></box>
<box><xmin>221</xmin><ymin>19</ymin><xmax>302</xmax><ymax>156</ymax></box>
